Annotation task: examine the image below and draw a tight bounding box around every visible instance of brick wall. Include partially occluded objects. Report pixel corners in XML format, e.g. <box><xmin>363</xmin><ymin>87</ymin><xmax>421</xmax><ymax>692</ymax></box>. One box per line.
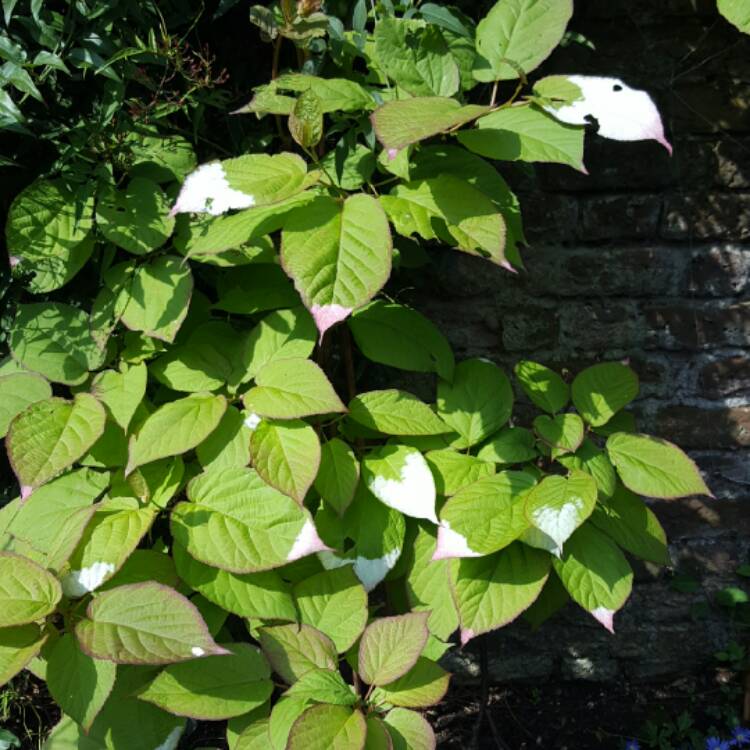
<box><xmin>408</xmin><ymin>0</ymin><xmax>750</xmax><ymax>681</ymax></box>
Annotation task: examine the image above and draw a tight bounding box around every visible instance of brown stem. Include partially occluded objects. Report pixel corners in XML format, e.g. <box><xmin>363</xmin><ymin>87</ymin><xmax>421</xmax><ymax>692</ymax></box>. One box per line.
<box><xmin>490</xmin><ymin>80</ymin><xmax>499</xmax><ymax>107</ymax></box>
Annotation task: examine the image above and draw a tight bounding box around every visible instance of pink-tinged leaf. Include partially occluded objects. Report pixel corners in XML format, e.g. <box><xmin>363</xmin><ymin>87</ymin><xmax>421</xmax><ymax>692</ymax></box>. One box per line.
<box><xmin>591</xmin><ymin>606</ymin><xmax>615</xmax><ymax>633</ymax></box>
<box><xmin>544</xmin><ymin>75</ymin><xmax>672</xmax><ymax>153</ymax></box>
<box><xmin>432</xmin><ymin>522</ymin><xmax>482</xmax><ymax>561</ymax></box>
<box><xmin>387</xmin><ymin>148</ymin><xmax>399</xmax><ymax>161</ymax></box>
<box><xmin>20</xmin><ymin>485</ymin><xmax>33</xmax><ymax>501</ymax></box>
<box><xmin>459</xmin><ymin>628</ymin><xmax>475</xmax><ymax>647</ymax></box>
<box><xmin>8</xmin><ymin>256</ymin><xmax>20</xmax><ymax>268</ymax></box>
<box><xmin>286</xmin><ymin>519</ymin><xmax>332</xmax><ymax>562</ymax></box>
<box><xmin>311</xmin><ymin>304</ymin><xmax>352</xmax><ymax>341</ymax></box>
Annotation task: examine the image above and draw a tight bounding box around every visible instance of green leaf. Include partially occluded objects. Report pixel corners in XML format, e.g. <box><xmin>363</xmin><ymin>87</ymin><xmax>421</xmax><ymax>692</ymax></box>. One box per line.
<box><xmin>437</xmin><ymin>359</ymin><xmax>513</xmax><ymax>448</ymax></box>
<box><xmin>514</xmin><ymin>360</ymin><xmax>569</xmax><ymax>414</ymax></box>
<box><xmin>288</xmin><ymin>705</ymin><xmax>366</xmax><ymax>750</ymax></box>
<box><xmin>522</xmin><ymin>569</ymin><xmax>570</xmax><ymax>630</ymax></box>
<box><xmin>606</xmin><ymin>432</ymin><xmax>711</xmax><ymax>499</ymax></box>
<box><xmin>7</xmin><ymin>393</ymin><xmax>106</xmax><ymax>496</ymax></box>
<box><xmin>9</xmin><ymin>303</ymin><xmax>104</xmax><ymax>385</ymax></box>
<box><xmin>358</xmin><ymin>612</ymin><xmax>430</xmax><ymax>686</ymax></box>
<box><xmin>241</xmin><ymin>307</ymin><xmax>317</xmax><ymax>382</ymax></box>
<box><xmin>374</xmin><ymin>18</ymin><xmax>459</xmax><ymax>97</ymax></box>
<box><xmin>120</xmin><ymin>458</ymin><xmax>183</xmax><ymax>509</ymax></box>
<box><xmin>90</xmin><ymin>366</ymin><xmax>145</xmax><ymax>435</ymax></box>
<box><xmin>127</xmin><ymin>131</ymin><xmax>197</xmax><ymax>182</ymax></box>
<box><xmin>314</xmin><ymin>438</ymin><xmax>360</xmax><ymax>516</ymax></box>
<box><xmin>196</xmin><ymin>406</ymin><xmax>252</xmax><ymax>472</ymax></box>
<box><xmin>590</xmin><ymin>484</ymin><xmax>670</xmax><ymax>566</ymax></box>
<box><xmin>458</xmin><ymin>105</ymin><xmax>585</xmax><ymax>171</ymax></box>
<box><xmin>453</xmin><ymin>542</ymin><xmax>550</xmax><ymax>644</ymax></box>
<box><xmin>284</xmin><ymin>668</ymin><xmax>357</xmax><ymax>706</ymax></box>
<box><xmin>118</xmin><ymin>255</ymin><xmax>193</xmax><ymax>343</ymax></box>
<box><xmin>62</xmin><ymin>502</ymin><xmax>157</xmax><ymax>598</ymax></box>
<box><xmin>75</xmin><ymin>582</ymin><xmax>226</xmax><ymax>664</ymax></box>
<box><xmin>293</xmin><ymin>567</ymin><xmax>368</xmax><ymax>653</ymax></box>
<box><xmin>0</xmin><ymin>624</ymin><xmax>47</xmax><ymax>688</ymax></box>
<box><xmin>533</xmin><ymin>413</ymin><xmax>584</xmax><ymax>458</ymax></box>
<box><xmin>0</xmin><ymin>552</ymin><xmax>62</xmax><ymax>626</ymax></box>
<box><xmin>136</xmin><ymin>642</ymin><xmax>272</xmax><ymax>720</ymax></box>
<box><xmin>269</xmin><ymin>697</ymin><xmax>311</xmax><ymax>750</ymax></box>
<box><xmin>46</xmin><ymin>634</ymin><xmax>117</xmax><ymax>731</ymax></box>
<box><xmin>151</xmin><ymin>321</ymin><xmax>245</xmax><ymax>392</ymax></box>
<box><xmin>259</xmin><ymin>623</ymin><xmax>338</xmax><ymax>683</ymax></box>
<box><xmin>349</xmin><ymin>301</ymin><xmax>454</xmax><ymax>380</ymax></box>
<box><xmin>592</xmin><ymin>410</ymin><xmax>637</xmax><ymax>438</ymax></box>
<box><xmin>520</xmin><ymin>470</ymin><xmax>597</xmax><ymax>557</ymax></box>
<box><xmin>171</xmin><ymin>467</ymin><xmax>328</xmax><ymax>573</ymax></box>
<box><xmin>96</xmin><ymin>178</ymin><xmax>175</xmax><ymax>255</ymax></box>
<box><xmin>476</xmin><ymin>427</ymin><xmax>537</xmax><ymax>465</ymax></box>
<box><xmin>552</xmin><ymin>523</ymin><xmax>633</xmax><ymax>632</ymax></box>
<box><xmin>173</xmin><ymin>542</ymin><xmax>296</xmax><ymax>621</ymax></box>
<box><xmin>243</xmin><ymin>358</ymin><xmax>346</xmax><ymax>419</ymax></box>
<box><xmin>126</xmin><ymin>393</ymin><xmax>226</xmax><ymax>474</ymax></box>
<box><xmin>99</xmin><ymin>549</ymin><xmax>178</xmax><ymax>591</ymax></box>
<box><xmin>6</xmin><ymin>179</ymin><xmax>94</xmax><ymax>293</ymax></box>
<box><xmin>718</xmin><ymin>0</ymin><xmax>750</xmax><ymax>33</ymax></box>
<box><xmin>556</xmin><ymin>438</ymin><xmax>617</xmax><ymax>499</ymax></box>
<box><xmin>281</xmin><ymin>194</ymin><xmax>392</xmax><ymax>337</ymax></box>
<box><xmin>371</xmin><ymin>657</ymin><xmax>449</xmax><ymax>708</ymax></box>
<box><xmin>43</xmin><ymin>715</ymin><xmax>106</xmax><ymax>749</ymax></box>
<box><xmin>571</xmin><ymin>363</ymin><xmax>639</xmax><ymax>427</ymax></box>
<box><xmin>364</xmin><ymin>716</ymin><xmax>392</xmax><ymax>750</ymax></box>
<box><xmin>372</xmin><ymin>97</ymin><xmax>489</xmax><ymax>152</ymax></box>
<box><xmin>362</xmin><ymin>444</ymin><xmax>437</xmax><ymax>523</ymax></box>
<box><xmin>382</xmin><ymin>176</ymin><xmax>507</xmax><ymax>266</ymax></box>
<box><xmin>383</xmin><ymin>708</ymin><xmax>435</xmax><ymax>750</ymax></box>
<box><xmin>214</xmin><ymin>263</ymin><xmax>301</xmax><ymax>315</ymax></box>
<box><xmin>404</xmin><ymin>524</ymin><xmax>459</xmax><ymax>640</ymax></box>
<box><xmin>349</xmin><ymin>390</ymin><xmax>450</xmax><ymax>436</ymax></box>
<box><xmin>473</xmin><ymin>0</ymin><xmax>573</xmax><ymax>82</ymax></box>
<box><xmin>249</xmin><ymin>418</ymin><xmax>320</xmax><ymax>503</ymax></box>
<box><xmin>425</xmin><ymin>450</ymin><xmax>495</xmax><ymax>496</ymax></box>
<box><xmin>320</xmin><ymin>141</ymin><xmax>376</xmax><ymax>191</ymax></box>
<box><xmin>436</xmin><ymin>472</ymin><xmax>536</xmax><ymax>558</ymax></box>
<box><xmin>289</xmin><ymin>89</ymin><xmax>323</xmax><ymax>149</ymax></box>
<box><xmin>0</xmin><ymin>372</ymin><xmax>52</xmax><ymax>438</ymax></box>
<box><xmin>172</xmin><ymin>152</ymin><xmax>309</xmax><ymax>216</ymax></box>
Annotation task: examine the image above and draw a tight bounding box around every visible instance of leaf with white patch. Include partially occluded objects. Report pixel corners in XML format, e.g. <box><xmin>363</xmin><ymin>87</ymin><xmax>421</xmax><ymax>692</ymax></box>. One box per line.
<box><xmin>362</xmin><ymin>445</ymin><xmax>437</xmax><ymax>524</ymax></box>
<box><xmin>314</xmin><ymin>438</ymin><xmax>360</xmax><ymax>516</ymax></box>
<box><xmin>62</xmin><ymin>502</ymin><xmax>157</xmax><ymax>598</ymax></box>
<box><xmin>171</xmin><ymin>152</ymin><xmax>308</xmax><ymax>216</ymax></box>
<box><xmin>473</xmin><ymin>0</ymin><xmax>573</xmax><ymax>82</ymax></box>
<box><xmin>552</xmin><ymin>523</ymin><xmax>633</xmax><ymax>632</ymax></box>
<box><xmin>520</xmin><ymin>470</ymin><xmax>597</xmax><ymax>557</ymax></box>
<box><xmin>293</xmin><ymin>567</ymin><xmax>368</xmax><ymax>653</ymax></box>
<box><xmin>47</xmin><ymin>633</ymin><xmax>117</xmax><ymax>731</ymax></box>
<box><xmin>358</xmin><ymin>612</ymin><xmax>430</xmax><ymax>687</ymax></box>
<box><xmin>127</xmin><ymin>393</ymin><xmax>226</xmax><ymax>475</ymax></box>
<box><xmin>0</xmin><ymin>372</ymin><xmax>51</xmax><ymax>438</ymax></box>
<box><xmin>0</xmin><ymin>552</ymin><xmax>61</xmax><ymax>626</ymax></box>
<box><xmin>173</xmin><ymin>542</ymin><xmax>296</xmax><ymax>621</ymax></box>
<box><xmin>7</xmin><ymin>393</ymin><xmax>106</xmax><ymax>497</ymax></box>
<box><xmin>606</xmin><ymin>432</ymin><xmax>712</xmax><ymax>499</ymax></box>
<box><xmin>435</xmin><ymin>472</ymin><xmax>536</xmax><ymax>559</ymax></box>
<box><xmin>437</xmin><ymin>359</ymin><xmax>514</xmax><ymax>448</ymax></box>
<box><xmin>349</xmin><ymin>390</ymin><xmax>450</xmax><ymax>437</ymax></box>
<box><xmin>280</xmin><ymin>194</ymin><xmax>392</xmax><ymax>338</ymax></box>
<box><xmin>243</xmin><ymin>358</ymin><xmax>346</xmax><ymax>419</ymax></box>
<box><xmin>250</xmin><ymin>419</ymin><xmax>320</xmax><ymax>504</ymax></box>
<box><xmin>571</xmin><ymin>362</ymin><xmax>639</xmax><ymax>427</ymax></box>
<box><xmin>75</xmin><ymin>582</ymin><xmax>226</xmax><ymax>664</ymax></box>
<box><xmin>171</xmin><ymin>467</ymin><xmax>329</xmax><ymax>574</ymax></box>
<box><xmin>259</xmin><ymin>623</ymin><xmax>338</xmax><ymax>684</ymax></box>
<box><xmin>541</xmin><ymin>75</ymin><xmax>672</xmax><ymax>153</ymax></box>
<box><xmin>453</xmin><ymin>543</ymin><xmax>550</xmax><ymax>645</ymax></box>
<box><xmin>458</xmin><ymin>105</ymin><xmax>585</xmax><ymax>172</ymax></box>
<box><xmin>136</xmin><ymin>643</ymin><xmax>272</xmax><ymax>720</ymax></box>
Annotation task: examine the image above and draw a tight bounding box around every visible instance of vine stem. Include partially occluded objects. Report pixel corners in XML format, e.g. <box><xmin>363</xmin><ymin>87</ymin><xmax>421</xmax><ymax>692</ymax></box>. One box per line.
<box><xmin>490</xmin><ymin>80</ymin><xmax>499</xmax><ymax>107</ymax></box>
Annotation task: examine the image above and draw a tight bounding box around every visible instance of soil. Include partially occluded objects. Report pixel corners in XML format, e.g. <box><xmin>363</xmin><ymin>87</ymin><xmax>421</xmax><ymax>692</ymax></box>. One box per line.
<box><xmin>2</xmin><ymin>667</ymin><xmax>743</xmax><ymax>749</ymax></box>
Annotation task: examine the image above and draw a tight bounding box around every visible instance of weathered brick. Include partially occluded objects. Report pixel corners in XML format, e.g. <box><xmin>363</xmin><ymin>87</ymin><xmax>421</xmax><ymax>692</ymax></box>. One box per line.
<box><xmin>558</xmin><ymin>301</ymin><xmax>644</xmax><ymax>351</ymax></box>
<box><xmin>500</xmin><ymin>308</ymin><xmax>560</xmax><ymax>352</ymax></box>
<box><xmin>662</xmin><ymin>193</ymin><xmax>750</xmax><ymax>240</ymax></box>
<box><xmin>579</xmin><ymin>194</ymin><xmax>662</xmax><ymax>240</ymax></box>
<box><xmin>700</xmin><ymin>356</ymin><xmax>750</xmax><ymax>398</ymax></box>
<box><xmin>656</xmin><ymin>405</ymin><xmax>750</xmax><ymax>448</ymax></box>
<box><xmin>686</xmin><ymin>245</ymin><xmax>750</xmax><ymax>297</ymax></box>
<box><xmin>646</xmin><ymin>301</ymin><xmax>750</xmax><ymax>349</ymax></box>
<box><xmin>669</xmin><ymin>81</ymin><xmax>750</xmax><ymax>135</ymax></box>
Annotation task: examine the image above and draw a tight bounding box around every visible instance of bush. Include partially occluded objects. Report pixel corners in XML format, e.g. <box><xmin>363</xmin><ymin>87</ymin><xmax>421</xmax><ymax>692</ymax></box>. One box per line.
<box><xmin>0</xmin><ymin>1</ymin><xmax>711</xmax><ymax>748</ymax></box>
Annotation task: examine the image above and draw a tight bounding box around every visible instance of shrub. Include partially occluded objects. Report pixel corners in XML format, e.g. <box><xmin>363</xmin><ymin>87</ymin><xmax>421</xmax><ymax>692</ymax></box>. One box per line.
<box><xmin>0</xmin><ymin>1</ymin><xmax>711</xmax><ymax>748</ymax></box>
